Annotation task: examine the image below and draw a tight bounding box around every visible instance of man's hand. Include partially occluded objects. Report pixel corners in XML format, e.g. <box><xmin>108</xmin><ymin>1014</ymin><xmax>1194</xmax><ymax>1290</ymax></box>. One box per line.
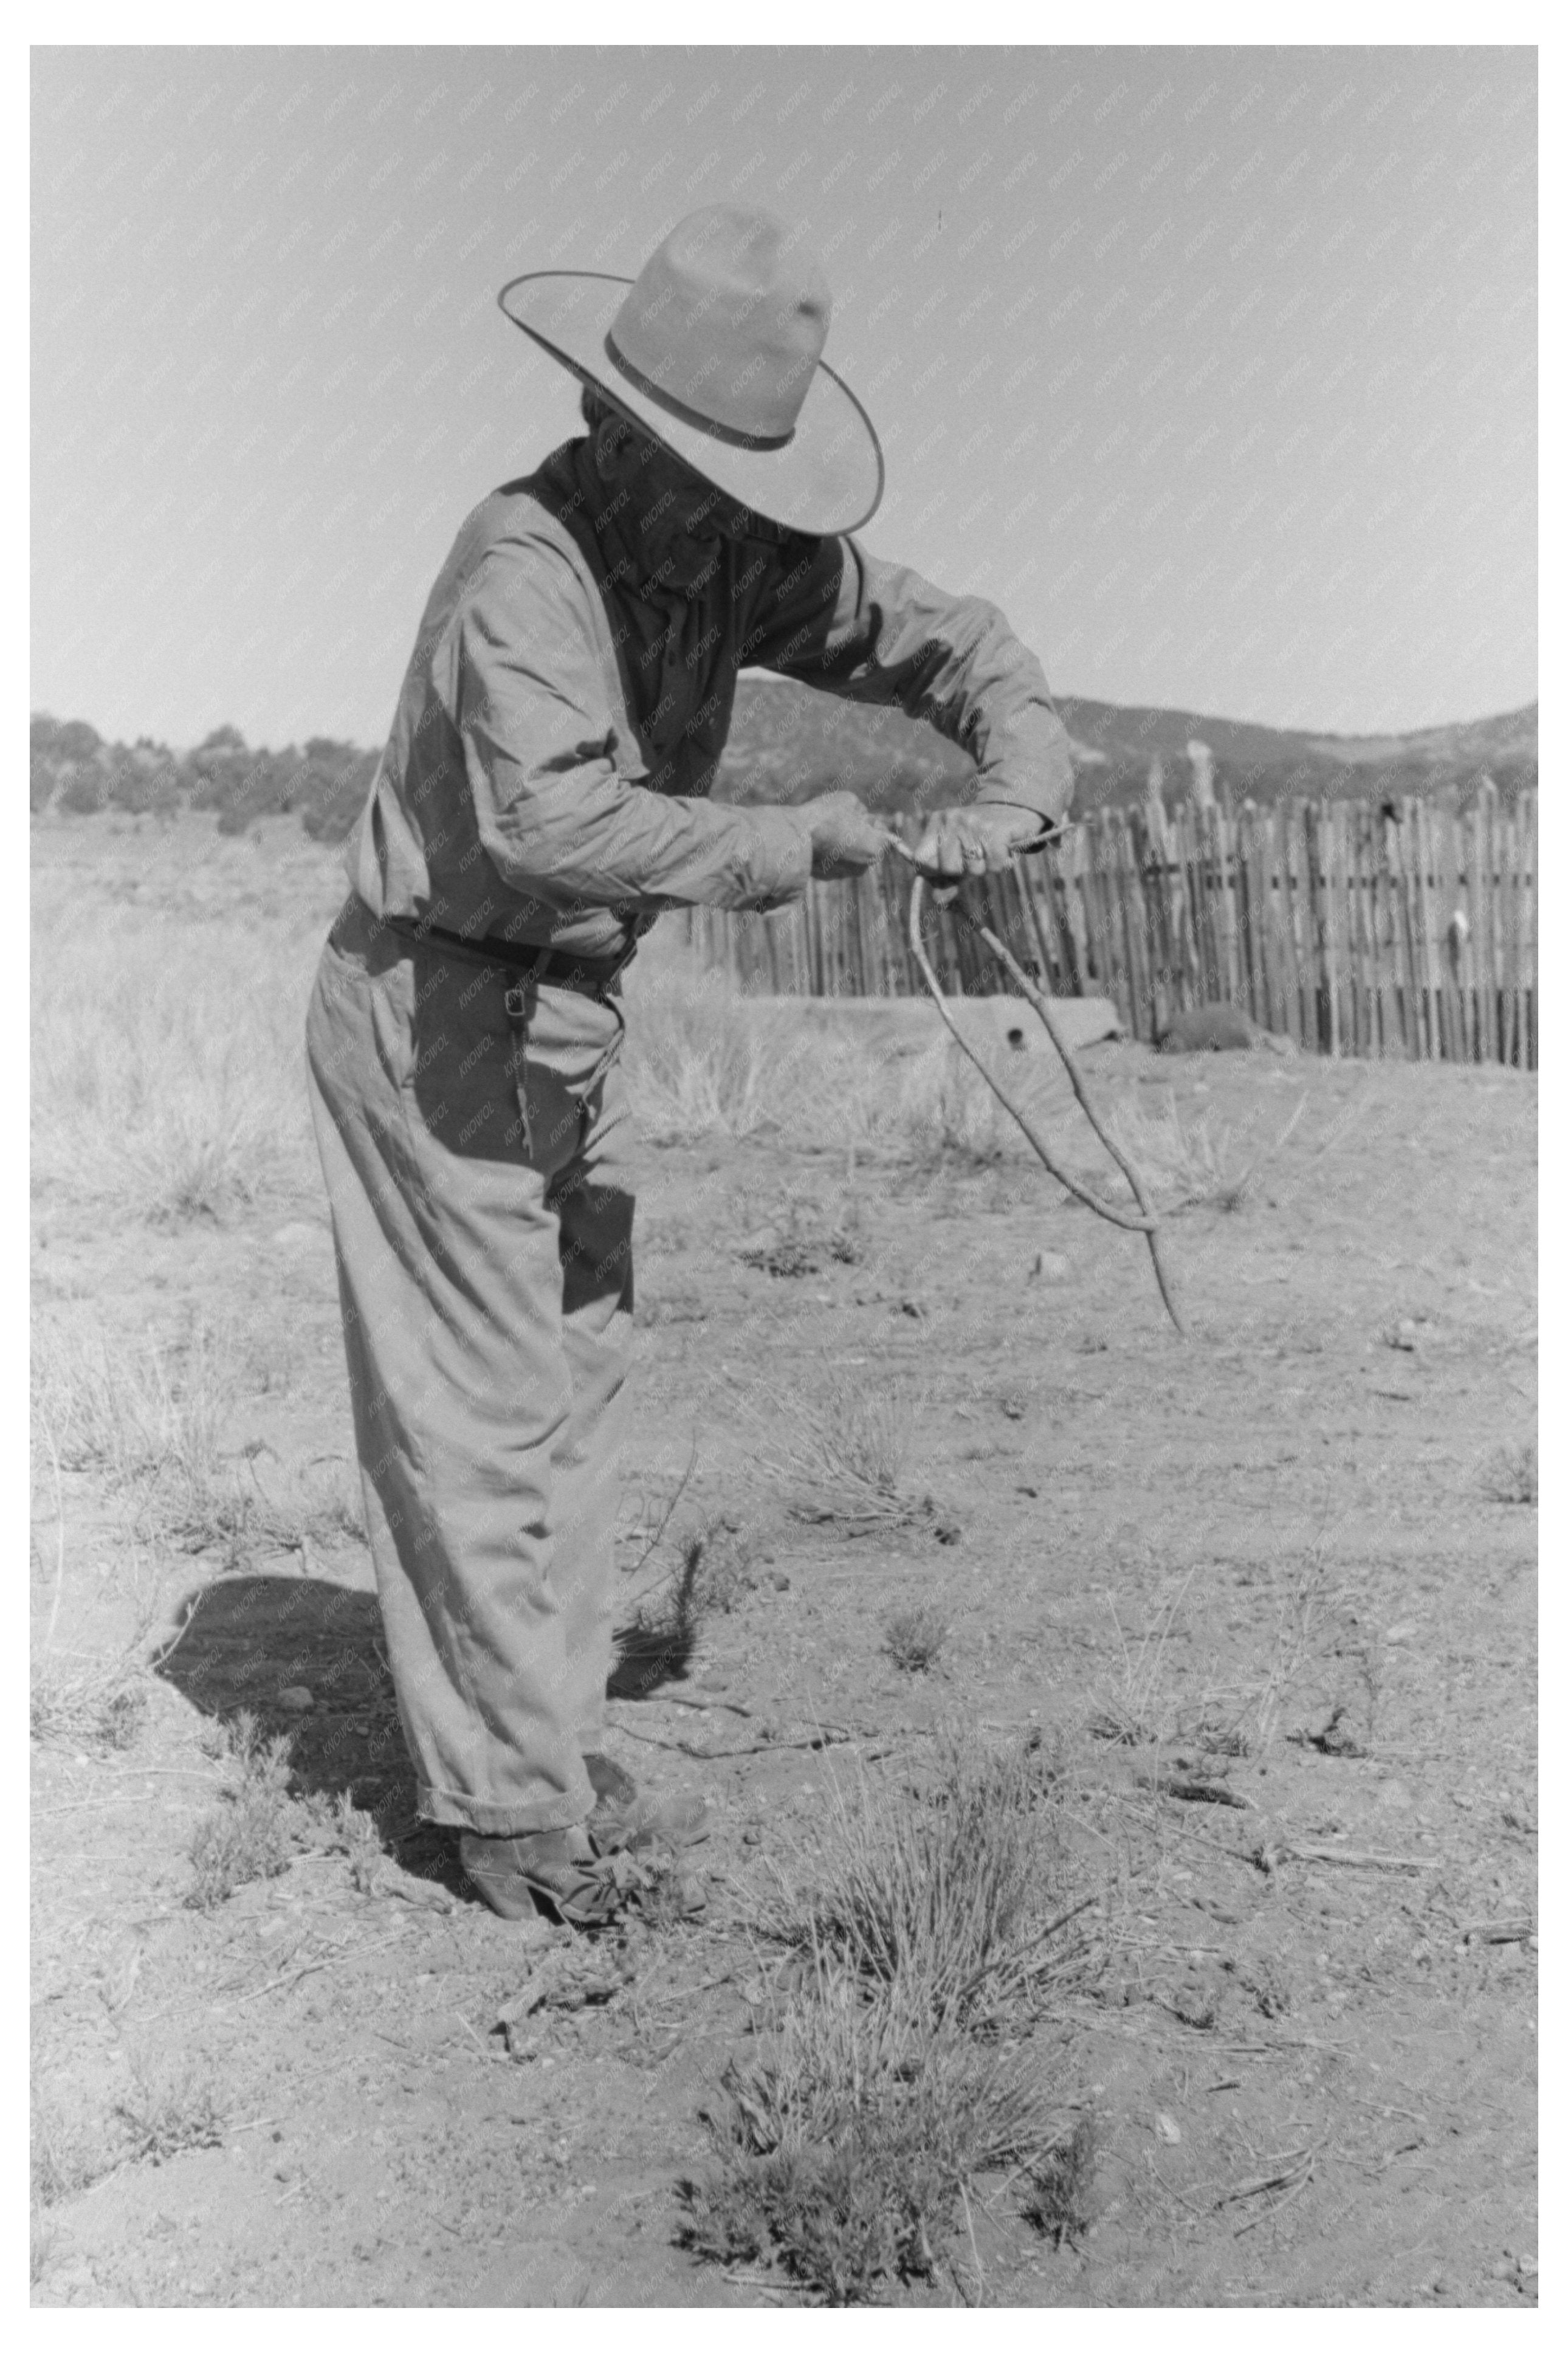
<box><xmin>912</xmin><ymin>804</ymin><xmax>1052</xmax><ymax>880</ymax></box>
<box><xmin>802</xmin><ymin>790</ymin><xmax>890</xmax><ymax>880</ymax></box>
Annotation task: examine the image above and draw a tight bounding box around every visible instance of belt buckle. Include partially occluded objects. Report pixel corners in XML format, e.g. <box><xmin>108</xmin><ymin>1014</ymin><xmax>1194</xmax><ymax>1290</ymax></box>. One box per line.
<box><xmin>604</xmin><ymin>936</ymin><xmax>640</xmax><ymax>991</ymax></box>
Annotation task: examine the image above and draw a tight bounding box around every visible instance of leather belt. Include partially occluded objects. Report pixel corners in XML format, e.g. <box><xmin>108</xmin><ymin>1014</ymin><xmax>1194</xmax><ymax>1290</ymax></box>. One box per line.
<box><xmin>387</xmin><ymin>918</ymin><xmax>638</xmax><ymax>1001</ymax></box>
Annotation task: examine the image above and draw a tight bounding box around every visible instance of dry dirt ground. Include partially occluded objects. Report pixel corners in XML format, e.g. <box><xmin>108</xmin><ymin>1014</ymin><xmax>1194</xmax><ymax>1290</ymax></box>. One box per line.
<box><xmin>31</xmin><ymin>815</ymin><xmax>1537</xmax><ymax>2307</ymax></box>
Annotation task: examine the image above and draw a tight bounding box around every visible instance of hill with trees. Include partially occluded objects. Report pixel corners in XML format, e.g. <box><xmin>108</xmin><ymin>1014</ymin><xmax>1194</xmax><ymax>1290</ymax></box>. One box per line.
<box><xmin>714</xmin><ymin>679</ymin><xmax>1538</xmax><ymax>817</ymax></box>
<box><xmin>29</xmin><ymin>716</ymin><xmax>376</xmax><ymax>839</ymax></box>
<box><xmin>30</xmin><ymin>686</ymin><xmax>1535</xmax><ymax>844</ymax></box>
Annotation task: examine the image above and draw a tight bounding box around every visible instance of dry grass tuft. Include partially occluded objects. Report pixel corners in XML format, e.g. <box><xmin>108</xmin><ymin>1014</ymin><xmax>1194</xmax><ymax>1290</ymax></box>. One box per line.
<box><xmin>1481</xmin><ymin>1439</ymin><xmax>1537</xmax><ymax>1504</ymax></box>
<box><xmin>33</xmin><ymin>1321</ymin><xmax>365</xmax><ymax>1574</ymax></box>
<box><xmin>621</xmin><ymin>962</ymin><xmax>812</xmax><ymax>1144</ymax></box>
<box><xmin>738</xmin><ymin>1193</ymin><xmax>866</xmax><ymax>1278</ymax></box>
<box><xmin>1247</xmin><ymin>1543</ymin><xmax>1335</xmax><ymax>1754</ymax></box>
<box><xmin>1021</xmin><ymin>2112</ymin><xmax>1099</xmax><ymax>2248</ymax></box>
<box><xmin>681</xmin><ymin>1734</ymin><xmax>1096</xmax><ymax>2301</ymax></box>
<box><xmin>114</xmin><ymin>2073</ymin><xmax>225</xmax><ymax>2166</ymax></box>
<box><xmin>30</xmin><ymin>1658</ymin><xmax>149</xmax><ymax>1752</ymax></box>
<box><xmin>1107</xmin><ymin>1090</ymin><xmax>1305</xmax><ymax>1215</ymax></box>
<box><xmin>619</xmin><ymin>940</ymin><xmax>1078</xmax><ymax>1165</ymax></box>
<box><xmin>756</xmin><ymin>1736</ymin><xmax>1089</xmax><ymax>2031</ymax></box>
<box><xmin>31</xmin><ymin>2103</ymin><xmax>112</xmax><ymax>2210</ymax></box>
<box><xmin>187</xmin><ymin>1712</ymin><xmax>298</xmax><ymax>1909</ymax></box>
<box><xmin>744</xmin><ymin>1357</ymin><xmax>922</xmax><ymax>1526</ymax></box>
<box><xmin>898</xmin><ymin>1039</ymin><xmax>1010</xmax><ymax>1166</ymax></box>
<box><xmin>1088</xmin><ymin>1573</ymin><xmax>1195</xmax><ymax>1747</ymax></box>
<box><xmin>33</xmin><ymin>1323</ymin><xmax>234</xmax><ymax>1500</ymax></box>
<box><xmin>331</xmin><ymin>1790</ymin><xmax>386</xmax><ymax>1897</ymax></box>
<box><xmin>883</xmin><ymin>1607</ymin><xmax>948</xmax><ymax>1674</ymax></box>
<box><xmin>32</xmin><ymin>910</ymin><xmax>318</xmax><ymax>1222</ymax></box>
<box><xmin>678</xmin><ymin>1981</ymin><xmax>1067</xmax><ymax>2303</ymax></box>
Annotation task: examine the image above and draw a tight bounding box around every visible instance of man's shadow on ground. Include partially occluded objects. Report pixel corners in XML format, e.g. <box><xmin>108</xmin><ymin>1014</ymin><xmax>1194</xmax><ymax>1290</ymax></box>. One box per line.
<box><xmin>155</xmin><ymin>1571</ymin><xmax>690</xmax><ymax>1885</ymax></box>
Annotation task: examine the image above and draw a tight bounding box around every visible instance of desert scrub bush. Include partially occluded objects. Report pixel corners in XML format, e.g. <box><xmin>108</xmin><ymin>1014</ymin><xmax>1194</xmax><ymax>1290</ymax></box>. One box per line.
<box><xmin>31</xmin><ymin>910</ymin><xmax>317</xmax><ymax>1220</ymax></box>
<box><xmin>187</xmin><ymin>1712</ymin><xmax>298</xmax><ymax>1909</ymax></box>
<box><xmin>883</xmin><ymin>1606</ymin><xmax>947</xmax><ymax>1674</ymax></box>
<box><xmin>678</xmin><ymin>1968</ymin><xmax>1068</xmax><ymax>2304</ymax></box>
<box><xmin>1481</xmin><ymin>1440</ymin><xmax>1537</xmax><ymax>1504</ymax></box>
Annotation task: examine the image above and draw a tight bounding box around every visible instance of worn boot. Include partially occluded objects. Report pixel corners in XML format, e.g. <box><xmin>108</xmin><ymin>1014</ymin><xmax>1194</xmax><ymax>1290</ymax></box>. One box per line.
<box><xmin>459</xmin><ymin>1825</ymin><xmax>629</xmax><ymax>1929</ymax></box>
<box><xmin>583</xmin><ymin>1751</ymin><xmax>710</xmax><ymax>1854</ymax></box>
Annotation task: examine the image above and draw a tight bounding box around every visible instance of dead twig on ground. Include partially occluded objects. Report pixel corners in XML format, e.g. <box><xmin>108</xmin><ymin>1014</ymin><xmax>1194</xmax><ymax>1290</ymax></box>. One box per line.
<box><xmin>1214</xmin><ymin>2146</ymin><xmax>1316</xmax><ymax>2208</ymax></box>
<box><xmin>614</xmin><ymin>1723</ymin><xmax>863</xmax><ymax>1761</ymax></box>
<box><xmin>1228</xmin><ymin>2148</ymin><xmax>1318</xmax><ymax>2234</ymax></box>
<box><xmin>233</xmin><ymin>1932</ymin><xmax>407</xmax><ymax>2005</ymax></box>
<box><xmin>1279</xmin><ymin>1844</ymin><xmax>1438</xmax><ymax>1871</ymax></box>
<box><xmin>957</xmin><ymin>2179</ymin><xmax>985</xmax><ymax>2306</ymax></box>
<box><xmin>1103</xmin><ymin>1789</ymin><xmax>1256</xmax><ymax>1866</ymax></box>
<box><xmin>1143</xmin><ymin>2153</ymin><xmax>1208</xmax><ymax>2219</ymax></box>
<box><xmin>621</xmin><ymin>1690</ymin><xmax>755</xmax><ymax>1720</ymax></box>
<box><xmin>1135</xmin><ymin>1773</ymin><xmax>1254</xmax><ymax>1810</ymax></box>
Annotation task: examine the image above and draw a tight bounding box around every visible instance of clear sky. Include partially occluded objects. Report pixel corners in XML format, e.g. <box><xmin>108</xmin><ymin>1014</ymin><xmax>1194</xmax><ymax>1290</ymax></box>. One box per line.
<box><xmin>32</xmin><ymin>44</ymin><xmax>1536</xmax><ymax>749</ymax></box>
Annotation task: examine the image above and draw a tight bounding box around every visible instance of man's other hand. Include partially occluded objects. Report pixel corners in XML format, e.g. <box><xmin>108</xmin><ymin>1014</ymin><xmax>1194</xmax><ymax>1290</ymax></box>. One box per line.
<box><xmin>912</xmin><ymin>804</ymin><xmax>1051</xmax><ymax>880</ymax></box>
<box><xmin>803</xmin><ymin>791</ymin><xmax>890</xmax><ymax>880</ymax></box>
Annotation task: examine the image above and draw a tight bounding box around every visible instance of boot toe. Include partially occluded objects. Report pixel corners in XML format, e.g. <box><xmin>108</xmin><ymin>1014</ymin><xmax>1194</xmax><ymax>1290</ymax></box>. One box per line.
<box><xmin>459</xmin><ymin>1828</ymin><xmax>628</xmax><ymax>1928</ymax></box>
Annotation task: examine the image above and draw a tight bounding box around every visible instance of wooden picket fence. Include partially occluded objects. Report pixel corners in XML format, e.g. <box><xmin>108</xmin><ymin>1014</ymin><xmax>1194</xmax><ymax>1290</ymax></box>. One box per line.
<box><xmin>679</xmin><ymin>783</ymin><xmax>1536</xmax><ymax>1067</ymax></box>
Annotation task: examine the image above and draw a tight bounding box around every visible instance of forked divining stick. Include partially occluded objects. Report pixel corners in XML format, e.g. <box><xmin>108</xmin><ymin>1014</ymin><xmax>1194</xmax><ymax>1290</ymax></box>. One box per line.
<box><xmin>883</xmin><ymin>836</ymin><xmax>1186</xmax><ymax>1337</ymax></box>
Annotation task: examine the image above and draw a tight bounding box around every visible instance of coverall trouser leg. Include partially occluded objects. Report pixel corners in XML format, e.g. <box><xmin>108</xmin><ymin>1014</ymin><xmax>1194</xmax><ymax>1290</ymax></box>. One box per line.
<box><xmin>304</xmin><ymin>897</ymin><xmax>635</xmax><ymax>1837</ymax></box>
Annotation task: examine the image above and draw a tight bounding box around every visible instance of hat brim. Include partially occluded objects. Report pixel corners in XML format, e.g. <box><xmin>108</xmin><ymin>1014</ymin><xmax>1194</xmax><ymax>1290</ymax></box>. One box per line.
<box><xmin>498</xmin><ymin>270</ymin><xmax>884</xmax><ymax>539</ymax></box>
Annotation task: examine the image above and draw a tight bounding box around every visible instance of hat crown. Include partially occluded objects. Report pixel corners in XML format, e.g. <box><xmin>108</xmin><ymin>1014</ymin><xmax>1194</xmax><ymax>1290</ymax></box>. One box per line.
<box><xmin>608</xmin><ymin>207</ymin><xmax>832</xmax><ymax>446</ymax></box>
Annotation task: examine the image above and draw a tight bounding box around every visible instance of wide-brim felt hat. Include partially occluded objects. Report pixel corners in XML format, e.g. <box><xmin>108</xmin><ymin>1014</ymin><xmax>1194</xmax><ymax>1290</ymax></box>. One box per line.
<box><xmin>498</xmin><ymin>206</ymin><xmax>884</xmax><ymax>538</ymax></box>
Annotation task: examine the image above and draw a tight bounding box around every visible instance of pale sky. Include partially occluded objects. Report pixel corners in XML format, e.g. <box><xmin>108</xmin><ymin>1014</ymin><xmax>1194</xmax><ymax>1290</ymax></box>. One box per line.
<box><xmin>32</xmin><ymin>44</ymin><xmax>1536</xmax><ymax>749</ymax></box>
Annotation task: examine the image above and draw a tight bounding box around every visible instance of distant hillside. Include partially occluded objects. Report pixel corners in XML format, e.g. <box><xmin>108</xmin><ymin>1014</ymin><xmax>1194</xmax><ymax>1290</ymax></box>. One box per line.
<box><xmin>1047</xmin><ymin>695</ymin><xmax>1538</xmax><ymax>813</ymax></box>
<box><xmin>714</xmin><ymin>680</ymin><xmax>1538</xmax><ymax>817</ymax></box>
<box><xmin>30</xmin><ymin>687</ymin><xmax>1535</xmax><ymax>844</ymax></box>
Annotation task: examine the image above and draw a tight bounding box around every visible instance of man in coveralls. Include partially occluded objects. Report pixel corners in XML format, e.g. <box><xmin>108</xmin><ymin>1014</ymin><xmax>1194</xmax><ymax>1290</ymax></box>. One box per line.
<box><xmin>307</xmin><ymin>207</ymin><xmax>1075</xmax><ymax>1926</ymax></box>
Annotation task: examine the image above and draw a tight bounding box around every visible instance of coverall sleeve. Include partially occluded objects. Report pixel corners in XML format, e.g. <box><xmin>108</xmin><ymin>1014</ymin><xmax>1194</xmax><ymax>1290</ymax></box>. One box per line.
<box><xmin>449</xmin><ymin>540</ymin><xmax>814</xmax><ymax>913</ymax></box>
<box><xmin>743</xmin><ymin>537</ymin><xmax>1075</xmax><ymax>833</ymax></box>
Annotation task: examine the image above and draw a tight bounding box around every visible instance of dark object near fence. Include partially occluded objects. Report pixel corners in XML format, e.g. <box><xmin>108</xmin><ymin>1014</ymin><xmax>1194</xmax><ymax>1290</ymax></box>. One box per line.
<box><xmin>682</xmin><ymin>782</ymin><xmax>1536</xmax><ymax>1069</ymax></box>
<box><xmin>1158</xmin><ymin>1005</ymin><xmax>1260</xmax><ymax>1054</ymax></box>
